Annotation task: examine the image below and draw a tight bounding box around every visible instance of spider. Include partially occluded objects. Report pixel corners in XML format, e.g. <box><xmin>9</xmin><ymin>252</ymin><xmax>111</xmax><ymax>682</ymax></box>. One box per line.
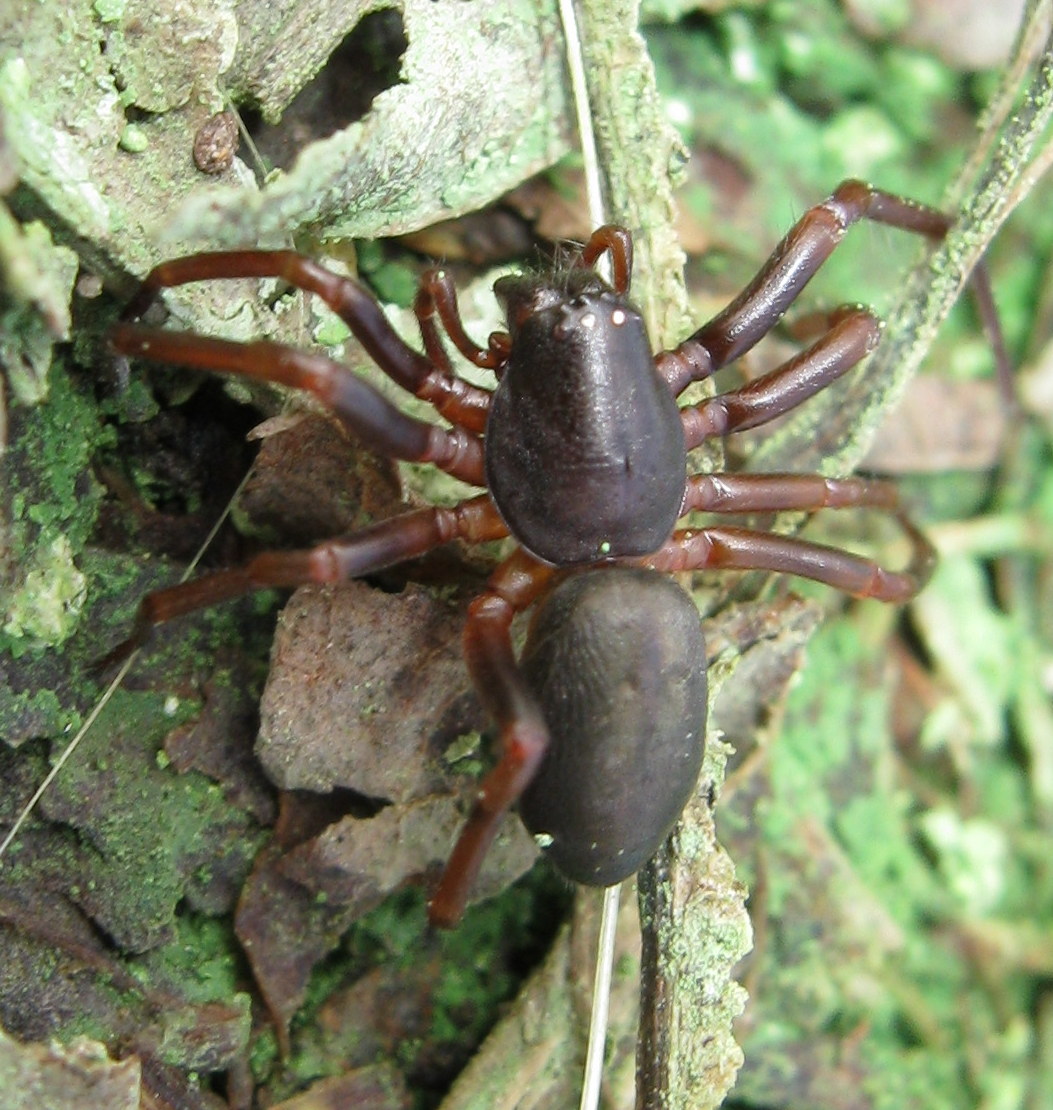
<box><xmin>110</xmin><ymin>179</ymin><xmax>985</xmax><ymax>928</ymax></box>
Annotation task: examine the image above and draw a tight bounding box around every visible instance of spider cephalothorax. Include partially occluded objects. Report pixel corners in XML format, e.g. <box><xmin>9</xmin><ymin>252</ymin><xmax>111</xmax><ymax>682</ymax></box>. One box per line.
<box><xmin>487</xmin><ymin>268</ymin><xmax>684</xmax><ymax>564</ymax></box>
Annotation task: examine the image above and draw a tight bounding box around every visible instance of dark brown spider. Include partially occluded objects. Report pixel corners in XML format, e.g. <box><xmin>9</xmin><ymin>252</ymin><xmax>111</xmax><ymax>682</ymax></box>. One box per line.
<box><xmin>110</xmin><ymin>179</ymin><xmax>997</xmax><ymax>927</ymax></box>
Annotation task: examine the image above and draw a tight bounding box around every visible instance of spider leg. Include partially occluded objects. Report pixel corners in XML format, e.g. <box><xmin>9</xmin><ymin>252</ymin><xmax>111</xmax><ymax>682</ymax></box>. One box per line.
<box><xmin>414</xmin><ymin>268</ymin><xmax>508</xmax><ymax>405</ymax></box>
<box><xmin>643</xmin><ymin>515</ymin><xmax>935</xmax><ymax>603</ymax></box>
<box><xmin>428</xmin><ymin>548</ymin><xmax>556</xmax><ymax>928</ymax></box>
<box><xmin>577</xmin><ymin>226</ymin><xmax>633</xmax><ymax>294</ymax></box>
<box><xmin>118</xmin><ymin>250</ymin><xmax>493</xmax><ymax>433</ymax></box>
<box><xmin>112</xmin><ymin>323</ymin><xmax>485</xmax><ymax>485</ymax></box>
<box><xmin>655</xmin><ymin>179</ymin><xmax>1009</xmax><ymax>395</ymax></box>
<box><xmin>679</xmin><ymin>306</ymin><xmax>881</xmax><ymax>447</ymax></box>
<box><xmin>682</xmin><ymin>471</ymin><xmax>900</xmax><ymax>514</ymax></box>
<box><xmin>101</xmin><ymin>496</ymin><xmax>507</xmax><ymax>668</ymax></box>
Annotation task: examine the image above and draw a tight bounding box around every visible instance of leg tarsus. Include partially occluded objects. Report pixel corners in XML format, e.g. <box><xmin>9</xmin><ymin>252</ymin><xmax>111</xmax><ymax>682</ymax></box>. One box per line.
<box><xmin>415</xmin><ymin>268</ymin><xmax>502</xmax><ymax>371</ymax></box>
<box><xmin>409</xmin><ymin>267</ymin><xmax>497</xmax><ymax>433</ymax></box>
<box><xmin>968</xmin><ymin>262</ymin><xmax>1015</xmax><ymax>407</ymax></box>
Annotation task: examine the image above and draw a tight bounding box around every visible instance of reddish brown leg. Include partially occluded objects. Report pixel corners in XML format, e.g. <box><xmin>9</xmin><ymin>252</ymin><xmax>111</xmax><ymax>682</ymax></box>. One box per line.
<box><xmin>679</xmin><ymin>306</ymin><xmax>881</xmax><ymax>447</ymax></box>
<box><xmin>428</xmin><ymin>548</ymin><xmax>557</xmax><ymax>928</ymax></box>
<box><xmin>682</xmin><ymin>471</ymin><xmax>900</xmax><ymax>514</ymax></box>
<box><xmin>112</xmin><ymin>323</ymin><xmax>486</xmax><ymax>486</ymax></box>
<box><xmin>104</xmin><ymin>496</ymin><xmax>507</xmax><ymax>666</ymax></box>
<box><xmin>412</xmin><ymin>268</ymin><xmax>508</xmax><ymax>408</ymax></box>
<box><xmin>578</xmin><ymin>225</ymin><xmax>633</xmax><ymax>294</ymax></box>
<box><xmin>655</xmin><ymin>179</ymin><xmax>1009</xmax><ymax>394</ymax></box>
<box><xmin>644</xmin><ymin>515</ymin><xmax>935</xmax><ymax>603</ymax></box>
<box><xmin>119</xmin><ymin>250</ymin><xmax>493</xmax><ymax>433</ymax></box>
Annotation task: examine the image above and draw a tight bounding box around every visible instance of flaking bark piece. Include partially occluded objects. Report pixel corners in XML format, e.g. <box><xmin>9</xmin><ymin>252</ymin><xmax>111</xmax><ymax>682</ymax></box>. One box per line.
<box><xmin>171</xmin><ymin>0</ymin><xmax>573</xmax><ymax>245</ymax></box>
<box><xmin>0</xmin><ymin>1027</ymin><xmax>141</xmax><ymax>1110</ymax></box>
<box><xmin>236</xmin><ymin>792</ymin><xmax>538</xmax><ymax>1042</ymax></box>
<box><xmin>237</xmin><ymin>413</ymin><xmax>404</xmax><ymax>548</ymax></box>
<box><xmin>269</xmin><ymin>1063</ymin><xmax>412</xmax><ymax>1110</ymax></box>
<box><xmin>278</xmin><ymin>794</ymin><xmax>539</xmax><ymax>907</ymax></box>
<box><xmin>256</xmin><ymin>580</ymin><xmax>481</xmax><ymax>802</ymax></box>
<box><xmin>235</xmin><ymin>837</ymin><xmax>359</xmax><ymax>1048</ymax></box>
<box><xmin>862</xmin><ymin>374</ymin><xmax>1008</xmax><ymax>473</ymax></box>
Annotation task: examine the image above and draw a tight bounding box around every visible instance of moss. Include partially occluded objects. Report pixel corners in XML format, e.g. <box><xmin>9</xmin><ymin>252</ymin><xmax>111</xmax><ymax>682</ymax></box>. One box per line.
<box><xmin>265</xmin><ymin>873</ymin><xmax>571</xmax><ymax>1103</ymax></box>
<box><xmin>1</xmin><ymin>356</ymin><xmax>111</xmax><ymax>654</ymax></box>
<box><xmin>728</xmin><ymin>607</ymin><xmax>1053</xmax><ymax>1106</ymax></box>
<box><xmin>0</xmin><ymin>211</ymin><xmax>77</xmax><ymax>405</ymax></box>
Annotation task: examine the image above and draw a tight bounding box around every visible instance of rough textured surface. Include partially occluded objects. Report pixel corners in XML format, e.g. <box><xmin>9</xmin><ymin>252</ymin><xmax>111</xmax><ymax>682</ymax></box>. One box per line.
<box><xmin>0</xmin><ymin>1029</ymin><xmax>141</xmax><ymax>1110</ymax></box>
<box><xmin>1</xmin><ymin>0</ymin><xmax>571</xmax><ymax>341</ymax></box>
<box><xmin>169</xmin><ymin>0</ymin><xmax>574</xmax><ymax>245</ymax></box>
<box><xmin>257</xmin><ymin>581</ymin><xmax>476</xmax><ymax>799</ymax></box>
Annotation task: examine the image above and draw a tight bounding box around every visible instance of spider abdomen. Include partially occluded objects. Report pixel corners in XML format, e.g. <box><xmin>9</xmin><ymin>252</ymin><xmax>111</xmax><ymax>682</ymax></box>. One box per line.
<box><xmin>518</xmin><ymin>567</ymin><xmax>707</xmax><ymax>887</ymax></box>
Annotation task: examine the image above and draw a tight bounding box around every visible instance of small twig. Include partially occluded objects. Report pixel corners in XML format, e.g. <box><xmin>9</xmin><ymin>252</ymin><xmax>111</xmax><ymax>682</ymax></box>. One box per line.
<box><xmin>556</xmin><ymin>4</ymin><xmax>623</xmax><ymax>1108</ymax></box>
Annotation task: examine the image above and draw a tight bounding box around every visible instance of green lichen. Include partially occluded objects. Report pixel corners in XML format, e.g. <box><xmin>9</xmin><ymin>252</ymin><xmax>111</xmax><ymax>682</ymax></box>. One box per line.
<box><xmin>2</xmin><ymin>535</ymin><xmax>87</xmax><ymax>647</ymax></box>
<box><xmin>2</xmin><ymin>356</ymin><xmax>110</xmax><ymax>655</ymax></box>
<box><xmin>726</xmin><ymin>611</ymin><xmax>1053</xmax><ymax>1108</ymax></box>
<box><xmin>39</xmin><ymin>684</ymin><xmax>263</xmax><ymax>948</ymax></box>
<box><xmin>0</xmin><ymin>210</ymin><xmax>77</xmax><ymax>404</ymax></box>
<box><xmin>117</xmin><ymin>124</ymin><xmax>148</xmax><ymax>154</ymax></box>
